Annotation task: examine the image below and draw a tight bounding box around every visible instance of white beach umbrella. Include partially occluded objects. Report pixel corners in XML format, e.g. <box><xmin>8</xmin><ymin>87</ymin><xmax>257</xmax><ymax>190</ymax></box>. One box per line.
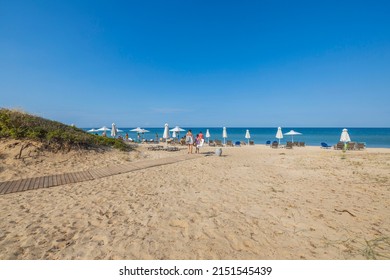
<box><xmin>111</xmin><ymin>123</ymin><xmax>117</xmax><ymax>138</ymax></box>
<box><xmin>245</xmin><ymin>129</ymin><xmax>251</xmax><ymax>145</ymax></box>
<box><xmin>276</xmin><ymin>127</ymin><xmax>283</xmax><ymax>144</ymax></box>
<box><xmin>170</xmin><ymin>126</ymin><xmax>185</xmax><ymax>132</ymax></box>
<box><xmin>340</xmin><ymin>128</ymin><xmax>351</xmax><ymax>143</ymax></box>
<box><xmin>205</xmin><ymin>129</ymin><xmax>210</xmax><ymax>143</ymax></box>
<box><xmin>139</xmin><ymin>129</ymin><xmax>149</xmax><ymax>141</ymax></box>
<box><xmin>170</xmin><ymin>126</ymin><xmax>185</xmax><ymax>138</ymax></box>
<box><xmin>222</xmin><ymin>127</ymin><xmax>228</xmax><ymax>145</ymax></box>
<box><xmin>130</xmin><ymin>127</ymin><xmax>143</xmax><ymax>133</ymax></box>
<box><xmin>87</xmin><ymin>128</ymin><xmax>98</xmax><ymax>133</ymax></box>
<box><xmin>284</xmin><ymin>130</ymin><xmax>302</xmax><ymax>142</ymax></box>
<box><xmin>163</xmin><ymin>123</ymin><xmax>170</xmax><ymax>145</ymax></box>
<box><xmin>97</xmin><ymin>126</ymin><xmax>111</xmax><ymax>131</ymax></box>
<box><xmin>172</xmin><ymin>131</ymin><xmax>177</xmax><ymax>138</ymax></box>
<box><xmin>130</xmin><ymin>127</ymin><xmax>144</xmax><ymax>142</ymax></box>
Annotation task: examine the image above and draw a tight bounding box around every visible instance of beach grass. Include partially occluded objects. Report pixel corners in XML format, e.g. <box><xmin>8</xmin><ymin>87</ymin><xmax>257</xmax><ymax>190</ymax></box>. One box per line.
<box><xmin>362</xmin><ymin>236</ymin><xmax>390</xmax><ymax>260</ymax></box>
<box><xmin>0</xmin><ymin>108</ymin><xmax>131</xmax><ymax>152</ymax></box>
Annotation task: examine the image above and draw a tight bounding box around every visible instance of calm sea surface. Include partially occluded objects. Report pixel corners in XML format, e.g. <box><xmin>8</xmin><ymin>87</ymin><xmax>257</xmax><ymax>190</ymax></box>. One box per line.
<box><xmin>84</xmin><ymin>127</ymin><xmax>390</xmax><ymax>148</ymax></box>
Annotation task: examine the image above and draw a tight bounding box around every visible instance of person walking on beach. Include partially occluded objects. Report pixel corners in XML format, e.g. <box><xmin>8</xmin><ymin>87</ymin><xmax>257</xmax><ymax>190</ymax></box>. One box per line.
<box><xmin>185</xmin><ymin>129</ymin><xmax>194</xmax><ymax>154</ymax></box>
<box><xmin>199</xmin><ymin>131</ymin><xmax>204</xmax><ymax>140</ymax></box>
<box><xmin>195</xmin><ymin>134</ymin><xmax>201</xmax><ymax>154</ymax></box>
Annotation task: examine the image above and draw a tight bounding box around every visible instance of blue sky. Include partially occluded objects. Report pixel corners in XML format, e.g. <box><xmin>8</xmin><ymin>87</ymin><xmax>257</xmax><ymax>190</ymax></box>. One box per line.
<box><xmin>1</xmin><ymin>0</ymin><xmax>389</xmax><ymax>127</ymax></box>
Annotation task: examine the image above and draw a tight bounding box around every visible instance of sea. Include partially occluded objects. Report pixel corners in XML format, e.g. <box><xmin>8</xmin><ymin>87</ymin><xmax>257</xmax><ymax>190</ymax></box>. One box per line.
<box><xmin>83</xmin><ymin>127</ymin><xmax>390</xmax><ymax>148</ymax></box>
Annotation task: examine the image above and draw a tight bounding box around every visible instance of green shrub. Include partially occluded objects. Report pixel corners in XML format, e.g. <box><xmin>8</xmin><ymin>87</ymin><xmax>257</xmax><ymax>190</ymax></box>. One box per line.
<box><xmin>0</xmin><ymin>108</ymin><xmax>132</xmax><ymax>152</ymax></box>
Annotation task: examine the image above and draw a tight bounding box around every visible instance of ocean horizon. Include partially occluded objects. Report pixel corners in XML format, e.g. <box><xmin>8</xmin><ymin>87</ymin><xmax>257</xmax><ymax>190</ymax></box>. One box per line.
<box><xmin>83</xmin><ymin>127</ymin><xmax>390</xmax><ymax>148</ymax></box>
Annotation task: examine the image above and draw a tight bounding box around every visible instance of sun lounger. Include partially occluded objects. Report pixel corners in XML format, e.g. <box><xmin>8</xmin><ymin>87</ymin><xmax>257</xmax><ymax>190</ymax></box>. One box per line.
<box><xmin>249</xmin><ymin>140</ymin><xmax>254</xmax><ymax>145</ymax></box>
<box><xmin>215</xmin><ymin>140</ymin><xmax>223</xmax><ymax>147</ymax></box>
<box><xmin>226</xmin><ymin>140</ymin><xmax>233</xmax><ymax>147</ymax></box>
<box><xmin>321</xmin><ymin>142</ymin><xmax>332</xmax><ymax>149</ymax></box>
<box><xmin>235</xmin><ymin>141</ymin><xmax>241</xmax><ymax>146</ymax></box>
<box><xmin>271</xmin><ymin>141</ymin><xmax>278</xmax><ymax>148</ymax></box>
<box><xmin>356</xmin><ymin>142</ymin><xmax>366</xmax><ymax>150</ymax></box>
<box><xmin>209</xmin><ymin>140</ymin><xmax>216</xmax><ymax>147</ymax></box>
<box><xmin>299</xmin><ymin>142</ymin><xmax>305</xmax><ymax>147</ymax></box>
<box><xmin>285</xmin><ymin>142</ymin><xmax>293</xmax><ymax>149</ymax></box>
<box><xmin>334</xmin><ymin>142</ymin><xmax>344</xmax><ymax>150</ymax></box>
<box><xmin>265</xmin><ymin>140</ymin><xmax>271</xmax><ymax>145</ymax></box>
<box><xmin>347</xmin><ymin>142</ymin><xmax>356</xmax><ymax>150</ymax></box>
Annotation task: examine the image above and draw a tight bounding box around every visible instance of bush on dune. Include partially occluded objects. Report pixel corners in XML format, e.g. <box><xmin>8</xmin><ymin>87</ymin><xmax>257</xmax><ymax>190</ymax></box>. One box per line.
<box><xmin>0</xmin><ymin>108</ymin><xmax>131</xmax><ymax>152</ymax></box>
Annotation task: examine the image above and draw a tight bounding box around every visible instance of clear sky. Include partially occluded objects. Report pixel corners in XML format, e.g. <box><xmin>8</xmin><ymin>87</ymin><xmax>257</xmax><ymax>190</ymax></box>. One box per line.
<box><xmin>1</xmin><ymin>0</ymin><xmax>389</xmax><ymax>128</ymax></box>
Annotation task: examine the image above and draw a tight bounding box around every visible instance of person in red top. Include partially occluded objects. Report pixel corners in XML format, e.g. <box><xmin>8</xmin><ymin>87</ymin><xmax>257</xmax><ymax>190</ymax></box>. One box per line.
<box><xmin>198</xmin><ymin>131</ymin><xmax>204</xmax><ymax>139</ymax></box>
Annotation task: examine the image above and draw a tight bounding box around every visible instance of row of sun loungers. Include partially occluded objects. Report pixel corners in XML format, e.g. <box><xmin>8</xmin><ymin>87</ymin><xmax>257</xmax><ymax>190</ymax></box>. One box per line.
<box><xmin>269</xmin><ymin>141</ymin><xmax>305</xmax><ymax>148</ymax></box>
<box><xmin>208</xmin><ymin>140</ymin><xmax>254</xmax><ymax>147</ymax></box>
<box><xmin>332</xmin><ymin>142</ymin><xmax>366</xmax><ymax>150</ymax></box>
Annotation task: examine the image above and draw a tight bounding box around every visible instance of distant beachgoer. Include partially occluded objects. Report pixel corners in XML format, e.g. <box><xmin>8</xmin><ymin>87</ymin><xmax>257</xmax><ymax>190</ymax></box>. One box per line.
<box><xmin>199</xmin><ymin>131</ymin><xmax>204</xmax><ymax>139</ymax></box>
<box><xmin>185</xmin><ymin>129</ymin><xmax>194</xmax><ymax>154</ymax></box>
<box><xmin>137</xmin><ymin>133</ymin><xmax>140</xmax><ymax>142</ymax></box>
<box><xmin>155</xmin><ymin>133</ymin><xmax>159</xmax><ymax>142</ymax></box>
<box><xmin>195</xmin><ymin>134</ymin><xmax>201</xmax><ymax>153</ymax></box>
<box><xmin>102</xmin><ymin>131</ymin><xmax>107</xmax><ymax>137</ymax></box>
<box><xmin>125</xmin><ymin>133</ymin><xmax>129</xmax><ymax>141</ymax></box>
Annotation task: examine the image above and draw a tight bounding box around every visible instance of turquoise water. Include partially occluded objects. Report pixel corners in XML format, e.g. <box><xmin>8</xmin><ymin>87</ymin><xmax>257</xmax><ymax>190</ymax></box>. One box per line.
<box><xmin>84</xmin><ymin>127</ymin><xmax>390</xmax><ymax>148</ymax></box>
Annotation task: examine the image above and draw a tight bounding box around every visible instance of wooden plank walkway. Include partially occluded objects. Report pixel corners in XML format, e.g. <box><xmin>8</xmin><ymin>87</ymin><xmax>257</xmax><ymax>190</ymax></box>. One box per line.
<box><xmin>0</xmin><ymin>154</ymin><xmax>203</xmax><ymax>196</ymax></box>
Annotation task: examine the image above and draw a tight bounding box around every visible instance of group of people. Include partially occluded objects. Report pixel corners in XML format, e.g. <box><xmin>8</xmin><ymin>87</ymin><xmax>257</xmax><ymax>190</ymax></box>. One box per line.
<box><xmin>185</xmin><ymin>130</ymin><xmax>204</xmax><ymax>154</ymax></box>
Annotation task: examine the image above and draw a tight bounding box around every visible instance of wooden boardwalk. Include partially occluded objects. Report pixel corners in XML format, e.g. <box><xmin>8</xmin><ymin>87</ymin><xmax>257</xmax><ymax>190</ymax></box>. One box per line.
<box><xmin>0</xmin><ymin>154</ymin><xmax>202</xmax><ymax>196</ymax></box>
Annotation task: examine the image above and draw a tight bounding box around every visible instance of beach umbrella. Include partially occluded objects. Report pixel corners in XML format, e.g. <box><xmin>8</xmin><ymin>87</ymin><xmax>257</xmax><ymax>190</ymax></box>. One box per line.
<box><xmin>222</xmin><ymin>127</ymin><xmax>228</xmax><ymax>145</ymax></box>
<box><xmin>340</xmin><ymin>128</ymin><xmax>351</xmax><ymax>143</ymax></box>
<box><xmin>97</xmin><ymin>126</ymin><xmax>110</xmax><ymax>137</ymax></box>
<box><xmin>163</xmin><ymin>123</ymin><xmax>169</xmax><ymax>145</ymax></box>
<box><xmin>170</xmin><ymin>126</ymin><xmax>185</xmax><ymax>132</ymax></box>
<box><xmin>170</xmin><ymin>126</ymin><xmax>185</xmax><ymax>138</ymax></box>
<box><xmin>205</xmin><ymin>129</ymin><xmax>210</xmax><ymax>143</ymax></box>
<box><xmin>130</xmin><ymin>127</ymin><xmax>149</xmax><ymax>133</ymax></box>
<box><xmin>245</xmin><ymin>129</ymin><xmax>251</xmax><ymax>145</ymax></box>
<box><xmin>130</xmin><ymin>127</ymin><xmax>149</xmax><ymax>141</ymax></box>
<box><xmin>284</xmin><ymin>130</ymin><xmax>302</xmax><ymax>142</ymax></box>
<box><xmin>140</xmin><ymin>129</ymin><xmax>149</xmax><ymax>141</ymax></box>
<box><xmin>130</xmin><ymin>127</ymin><xmax>143</xmax><ymax>133</ymax></box>
<box><xmin>276</xmin><ymin>127</ymin><xmax>283</xmax><ymax>144</ymax></box>
<box><xmin>130</xmin><ymin>127</ymin><xmax>143</xmax><ymax>142</ymax></box>
<box><xmin>97</xmin><ymin>126</ymin><xmax>111</xmax><ymax>131</ymax></box>
<box><xmin>172</xmin><ymin>131</ymin><xmax>177</xmax><ymax>138</ymax></box>
<box><xmin>87</xmin><ymin>128</ymin><xmax>98</xmax><ymax>133</ymax></box>
<box><xmin>111</xmin><ymin>123</ymin><xmax>117</xmax><ymax>138</ymax></box>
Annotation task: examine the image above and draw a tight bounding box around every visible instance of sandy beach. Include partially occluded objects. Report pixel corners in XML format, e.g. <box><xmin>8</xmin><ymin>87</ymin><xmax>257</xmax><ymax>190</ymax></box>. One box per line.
<box><xmin>0</xmin><ymin>140</ymin><xmax>389</xmax><ymax>260</ymax></box>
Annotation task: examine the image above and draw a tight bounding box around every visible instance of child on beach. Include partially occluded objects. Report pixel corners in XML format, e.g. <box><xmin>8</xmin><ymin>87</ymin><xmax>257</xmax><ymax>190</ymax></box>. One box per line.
<box><xmin>195</xmin><ymin>134</ymin><xmax>201</xmax><ymax>153</ymax></box>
